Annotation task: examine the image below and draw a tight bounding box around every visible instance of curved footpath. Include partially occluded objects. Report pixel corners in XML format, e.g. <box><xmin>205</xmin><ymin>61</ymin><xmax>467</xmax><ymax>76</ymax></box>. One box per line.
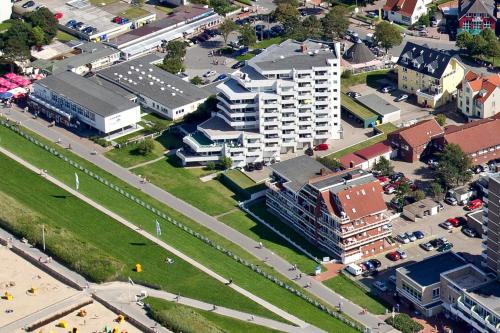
<box><xmin>0</xmin><ymin>146</ymin><xmax>314</xmax><ymax>332</ymax></box>
<box><xmin>1</xmin><ymin>109</ymin><xmax>396</xmax><ymax>332</ymax></box>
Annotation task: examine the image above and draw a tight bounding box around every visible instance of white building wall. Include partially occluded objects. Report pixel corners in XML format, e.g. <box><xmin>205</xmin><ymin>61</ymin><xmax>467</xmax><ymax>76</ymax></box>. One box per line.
<box><xmin>102</xmin><ymin>106</ymin><xmax>141</xmax><ymax>133</ymax></box>
<box><xmin>0</xmin><ymin>2</ymin><xmax>12</xmax><ymax>23</ymax></box>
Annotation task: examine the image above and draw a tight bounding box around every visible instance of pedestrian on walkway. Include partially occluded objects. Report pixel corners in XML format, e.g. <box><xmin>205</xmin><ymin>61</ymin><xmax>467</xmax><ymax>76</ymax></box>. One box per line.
<box><xmin>212</xmin><ymin>304</ymin><xmax>217</xmax><ymax>311</ymax></box>
<box><xmin>298</xmin><ymin>273</ymin><xmax>302</xmax><ymax>279</ymax></box>
<box><xmin>176</xmin><ymin>292</ymin><xmax>180</xmax><ymax>302</ymax></box>
<box><xmin>258</xmin><ymin>241</ymin><xmax>263</xmax><ymax>249</ymax></box>
<box><xmin>57</xmin><ymin>138</ymin><xmax>61</xmax><ymax>144</ymax></box>
<box><xmin>226</xmin><ymin>279</ymin><xmax>233</xmax><ymax>285</ymax></box>
<box><xmin>249</xmin><ymin>315</ymin><xmax>254</xmax><ymax>321</ymax></box>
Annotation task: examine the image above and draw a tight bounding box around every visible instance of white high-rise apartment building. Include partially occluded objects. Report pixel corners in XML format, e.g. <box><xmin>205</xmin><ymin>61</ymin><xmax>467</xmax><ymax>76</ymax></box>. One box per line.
<box><xmin>1</xmin><ymin>1</ymin><xmax>12</xmax><ymax>23</ymax></box>
<box><xmin>177</xmin><ymin>39</ymin><xmax>342</xmax><ymax>168</ymax></box>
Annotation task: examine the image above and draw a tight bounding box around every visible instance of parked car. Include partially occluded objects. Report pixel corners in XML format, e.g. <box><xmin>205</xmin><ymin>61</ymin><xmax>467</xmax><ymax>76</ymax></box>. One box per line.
<box><xmin>346</xmin><ymin>263</ymin><xmax>363</xmax><ymax>276</ymax></box>
<box><xmin>389</xmin><ymin>172</ymin><xmax>405</xmax><ymax>182</ymax></box>
<box><xmin>439</xmin><ymin>221</ymin><xmax>454</xmax><ymax>230</ymax></box>
<box><xmin>413</xmin><ymin>231</ymin><xmax>425</xmax><ymax>239</ymax></box>
<box><xmin>395</xmin><ymin>94</ymin><xmax>409</xmax><ymax>102</ymax></box>
<box><xmin>65</xmin><ymin>19</ymin><xmax>77</xmax><ymax>28</ymax></box>
<box><xmin>445</xmin><ymin>197</ymin><xmax>458</xmax><ymax>206</ymax></box>
<box><xmin>387</xmin><ymin>251</ymin><xmax>401</xmax><ymax>261</ymax></box>
<box><xmin>396</xmin><ymin>248</ymin><xmax>407</xmax><ymax>259</ymax></box>
<box><xmin>82</xmin><ymin>26</ymin><xmax>97</xmax><ymax>35</ymax></box>
<box><xmin>381</xmin><ymin>85</ymin><xmax>396</xmax><ymax>93</ymax></box>
<box><xmin>366</xmin><ymin>11</ymin><xmax>379</xmax><ymax>18</ymax></box>
<box><xmin>231</xmin><ymin>61</ymin><xmax>245</xmax><ymax>69</ymax></box>
<box><xmin>383</xmin><ymin>184</ymin><xmax>396</xmax><ymax>194</ymax></box>
<box><xmin>462</xmin><ymin>226</ymin><xmax>478</xmax><ymax>238</ymax></box>
<box><xmin>414</xmin><ymin>24</ymin><xmax>427</xmax><ymax>31</ymax></box>
<box><xmin>346</xmin><ymin>91</ymin><xmax>361</xmax><ymax>99</ymax></box>
<box><xmin>397</xmin><ymin>233</ymin><xmax>410</xmax><ymax>244</ymax></box>
<box><xmin>405</xmin><ymin>232</ymin><xmax>417</xmax><ymax>242</ymax></box>
<box><xmin>215</xmin><ymin>74</ymin><xmax>227</xmax><ymax>82</ymax></box>
<box><xmin>465</xmin><ymin>198</ymin><xmax>483</xmax><ymax>211</ymax></box>
<box><xmin>254</xmin><ymin>162</ymin><xmax>263</xmax><ymax>170</ymax></box>
<box><xmin>373</xmin><ymin>281</ymin><xmax>388</xmax><ymax>292</ymax></box>
<box><xmin>438</xmin><ymin>242</ymin><xmax>454</xmax><ymax>252</ymax></box>
<box><xmin>203</xmin><ymin>70</ymin><xmax>217</xmax><ymax>78</ymax></box>
<box><xmin>246</xmin><ymin>163</ymin><xmax>255</xmax><ymax>172</ymax></box>
<box><xmin>314</xmin><ymin>143</ymin><xmax>329</xmax><ymax>151</ymax></box>
<box><xmin>363</xmin><ymin>261</ymin><xmax>376</xmax><ymax>271</ymax></box>
<box><xmin>420</xmin><ymin>242</ymin><xmax>434</xmax><ymax>251</ymax></box>
<box><xmin>113</xmin><ymin>16</ymin><xmax>130</xmax><ymax>24</ymax></box>
<box><xmin>75</xmin><ymin>22</ymin><xmax>85</xmax><ymax>31</ymax></box>
<box><xmin>22</xmin><ymin>0</ymin><xmax>35</xmax><ymax>8</ymax></box>
<box><xmin>377</xmin><ymin>176</ymin><xmax>389</xmax><ymax>185</ymax></box>
<box><xmin>305</xmin><ymin>147</ymin><xmax>314</xmax><ymax>156</ymax></box>
<box><xmin>369</xmin><ymin>259</ymin><xmax>382</xmax><ymax>268</ymax></box>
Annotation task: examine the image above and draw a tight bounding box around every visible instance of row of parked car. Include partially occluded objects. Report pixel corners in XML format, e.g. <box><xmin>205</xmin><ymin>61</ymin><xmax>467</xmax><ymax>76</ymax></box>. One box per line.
<box><xmin>420</xmin><ymin>237</ymin><xmax>453</xmax><ymax>252</ymax></box>
<box><xmin>245</xmin><ymin>162</ymin><xmax>264</xmax><ymax>172</ymax></box>
<box><xmin>65</xmin><ymin>19</ymin><xmax>97</xmax><ymax>35</ymax></box>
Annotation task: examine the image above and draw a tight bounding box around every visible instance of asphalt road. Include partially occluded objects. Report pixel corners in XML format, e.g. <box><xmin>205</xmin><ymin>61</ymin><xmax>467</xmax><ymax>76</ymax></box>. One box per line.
<box><xmin>2</xmin><ymin>109</ymin><xmax>395</xmax><ymax>332</ymax></box>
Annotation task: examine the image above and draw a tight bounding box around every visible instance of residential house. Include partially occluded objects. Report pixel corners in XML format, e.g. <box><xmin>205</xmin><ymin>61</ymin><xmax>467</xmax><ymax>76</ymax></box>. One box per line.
<box><xmin>433</xmin><ymin>116</ymin><xmax>500</xmax><ymax>164</ymax></box>
<box><xmin>457</xmin><ymin>70</ymin><xmax>500</xmax><ymax>120</ymax></box>
<box><xmin>339</xmin><ymin>141</ymin><xmax>393</xmax><ymax>170</ymax></box>
<box><xmin>458</xmin><ymin>0</ymin><xmax>496</xmax><ymax>35</ymax></box>
<box><xmin>383</xmin><ymin>0</ymin><xmax>428</xmax><ymax>25</ymax></box>
<box><xmin>397</xmin><ymin>42</ymin><xmax>465</xmax><ymax>108</ymax></box>
<box><xmin>266</xmin><ymin>156</ymin><xmax>395</xmax><ymax>264</ymax></box>
<box><xmin>387</xmin><ymin>119</ymin><xmax>443</xmax><ymax>162</ymax></box>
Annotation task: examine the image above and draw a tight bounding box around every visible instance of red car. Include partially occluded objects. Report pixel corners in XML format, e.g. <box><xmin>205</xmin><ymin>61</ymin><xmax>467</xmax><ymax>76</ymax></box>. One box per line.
<box><xmin>314</xmin><ymin>143</ymin><xmax>329</xmax><ymax>151</ymax></box>
<box><xmin>447</xmin><ymin>217</ymin><xmax>461</xmax><ymax>227</ymax></box>
<box><xmin>465</xmin><ymin>199</ymin><xmax>483</xmax><ymax>211</ymax></box>
<box><xmin>377</xmin><ymin>176</ymin><xmax>389</xmax><ymax>185</ymax></box>
<box><xmin>387</xmin><ymin>251</ymin><xmax>401</xmax><ymax>261</ymax></box>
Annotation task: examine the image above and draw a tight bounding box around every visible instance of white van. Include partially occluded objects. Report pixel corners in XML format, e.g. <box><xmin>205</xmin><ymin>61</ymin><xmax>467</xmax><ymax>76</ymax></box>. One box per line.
<box><xmin>345</xmin><ymin>263</ymin><xmax>363</xmax><ymax>276</ymax></box>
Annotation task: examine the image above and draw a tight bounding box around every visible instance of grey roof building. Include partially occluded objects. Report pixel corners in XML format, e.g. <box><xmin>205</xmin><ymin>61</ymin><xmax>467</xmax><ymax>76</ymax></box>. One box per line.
<box><xmin>356</xmin><ymin>94</ymin><xmax>401</xmax><ymax>123</ymax></box>
<box><xmin>97</xmin><ymin>57</ymin><xmax>210</xmax><ymax>120</ymax></box>
<box><xmin>397</xmin><ymin>42</ymin><xmax>454</xmax><ymax>79</ymax></box>
<box><xmin>343</xmin><ymin>42</ymin><xmax>376</xmax><ymax>64</ymax></box>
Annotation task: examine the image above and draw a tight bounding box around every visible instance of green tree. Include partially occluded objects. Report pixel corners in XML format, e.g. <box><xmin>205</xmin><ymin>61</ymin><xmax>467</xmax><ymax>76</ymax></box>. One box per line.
<box><xmin>137</xmin><ymin>139</ymin><xmax>155</xmax><ymax>155</ymax></box>
<box><xmin>394</xmin><ymin>180</ymin><xmax>410</xmax><ymax>205</ymax></box>
<box><xmin>25</xmin><ymin>8</ymin><xmax>58</xmax><ymax>43</ymax></box>
<box><xmin>456</xmin><ymin>31</ymin><xmax>473</xmax><ymax>50</ymax></box>
<box><xmin>159</xmin><ymin>57</ymin><xmax>184</xmax><ymax>74</ymax></box>
<box><xmin>435</xmin><ymin>144</ymin><xmax>473</xmax><ymax>188</ymax></box>
<box><xmin>317</xmin><ymin>156</ymin><xmax>342</xmax><ymax>170</ymax></box>
<box><xmin>219</xmin><ymin>19</ymin><xmax>238</xmax><ymax>46</ymax></box>
<box><xmin>435</xmin><ymin>114</ymin><xmax>446</xmax><ymax>126</ymax></box>
<box><xmin>374</xmin><ymin>21</ymin><xmax>403</xmax><ymax>53</ymax></box>
<box><xmin>220</xmin><ymin>156</ymin><xmax>232</xmax><ymax>169</ymax></box>
<box><xmin>302</xmin><ymin>16</ymin><xmax>322</xmax><ymax>39</ymax></box>
<box><xmin>31</xmin><ymin>26</ymin><xmax>45</xmax><ymax>50</ymax></box>
<box><xmin>321</xmin><ymin>6</ymin><xmax>349</xmax><ymax>41</ymax></box>
<box><xmin>273</xmin><ymin>3</ymin><xmax>299</xmax><ymax>23</ymax></box>
<box><xmin>417</xmin><ymin>13</ymin><xmax>430</xmax><ymax>27</ymax></box>
<box><xmin>0</xmin><ymin>38</ymin><xmax>31</xmax><ymax>71</ymax></box>
<box><xmin>429</xmin><ymin>182</ymin><xmax>443</xmax><ymax>201</ymax></box>
<box><xmin>238</xmin><ymin>24</ymin><xmax>257</xmax><ymax>47</ymax></box>
<box><xmin>206</xmin><ymin>162</ymin><xmax>216</xmax><ymax>171</ymax></box>
<box><xmin>166</xmin><ymin>40</ymin><xmax>187</xmax><ymax>59</ymax></box>
<box><xmin>282</xmin><ymin>16</ymin><xmax>303</xmax><ymax>39</ymax></box>
<box><xmin>131</xmin><ymin>0</ymin><xmax>145</xmax><ymax>6</ymax></box>
<box><xmin>413</xmin><ymin>190</ymin><xmax>426</xmax><ymax>202</ymax></box>
<box><xmin>210</xmin><ymin>0</ymin><xmax>233</xmax><ymax>14</ymax></box>
<box><xmin>372</xmin><ymin>156</ymin><xmax>394</xmax><ymax>176</ymax></box>
<box><xmin>190</xmin><ymin>76</ymin><xmax>203</xmax><ymax>85</ymax></box>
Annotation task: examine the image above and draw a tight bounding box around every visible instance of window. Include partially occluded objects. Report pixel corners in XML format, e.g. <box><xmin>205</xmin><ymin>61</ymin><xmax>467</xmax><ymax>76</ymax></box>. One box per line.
<box><xmin>432</xmin><ymin>288</ymin><xmax>440</xmax><ymax>300</ymax></box>
<box><xmin>473</xmin><ymin>21</ymin><xmax>481</xmax><ymax>29</ymax></box>
<box><xmin>484</xmin><ymin>21</ymin><xmax>491</xmax><ymax>29</ymax></box>
<box><xmin>402</xmin><ymin>281</ymin><xmax>422</xmax><ymax>301</ymax></box>
<box><xmin>463</xmin><ymin>21</ymin><xmax>471</xmax><ymax>29</ymax></box>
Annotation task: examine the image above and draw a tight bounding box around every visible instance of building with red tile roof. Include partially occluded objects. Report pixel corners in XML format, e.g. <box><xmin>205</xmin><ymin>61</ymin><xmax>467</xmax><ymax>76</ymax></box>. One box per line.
<box><xmin>433</xmin><ymin>116</ymin><xmax>500</xmax><ymax>164</ymax></box>
<box><xmin>267</xmin><ymin>156</ymin><xmax>394</xmax><ymax>264</ymax></box>
<box><xmin>387</xmin><ymin>119</ymin><xmax>443</xmax><ymax>162</ymax></box>
<box><xmin>457</xmin><ymin>70</ymin><xmax>500</xmax><ymax>120</ymax></box>
<box><xmin>383</xmin><ymin>0</ymin><xmax>427</xmax><ymax>25</ymax></box>
<box><xmin>339</xmin><ymin>141</ymin><xmax>393</xmax><ymax>170</ymax></box>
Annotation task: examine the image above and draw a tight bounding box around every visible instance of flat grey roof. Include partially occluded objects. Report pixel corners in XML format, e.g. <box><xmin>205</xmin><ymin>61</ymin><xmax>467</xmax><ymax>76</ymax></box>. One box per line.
<box><xmin>467</xmin><ymin>281</ymin><xmax>500</xmax><ymax>314</ymax></box>
<box><xmin>403</xmin><ymin>198</ymin><xmax>440</xmax><ymax>215</ymax></box>
<box><xmin>97</xmin><ymin>58</ymin><xmax>210</xmax><ymax>110</ymax></box>
<box><xmin>270</xmin><ymin>155</ymin><xmax>327</xmax><ymax>193</ymax></box>
<box><xmin>35</xmin><ymin>71</ymin><xmax>138</xmax><ymax>117</ymax></box>
<box><xmin>249</xmin><ymin>39</ymin><xmax>337</xmax><ymax>71</ymax></box>
<box><xmin>356</xmin><ymin>94</ymin><xmax>400</xmax><ymax>116</ymax></box>
<box><xmin>467</xmin><ymin>210</ymin><xmax>484</xmax><ymax>224</ymax></box>
<box><xmin>198</xmin><ymin>115</ymin><xmax>258</xmax><ymax>139</ymax></box>
<box><xmin>310</xmin><ymin>169</ymin><xmax>373</xmax><ymax>191</ymax></box>
<box><xmin>89</xmin><ymin>75</ymin><xmax>136</xmax><ymax>100</ymax></box>
<box><xmin>218</xmin><ymin>78</ymin><xmax>250</xmax><ymax>94</ymax></box>
<box><xmin>398</xmin><ymin>252</ymin><xmax>466</xmax><ymax>287</ymax></box>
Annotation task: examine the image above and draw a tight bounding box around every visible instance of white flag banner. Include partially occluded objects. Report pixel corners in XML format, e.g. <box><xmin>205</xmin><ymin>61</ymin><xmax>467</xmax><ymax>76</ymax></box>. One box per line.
<box><xmin>155</xmin><ymin>220</ymin><xmax>161</xmax><ymax>237</ymax></box>
<box><xmin>75</xmin><ymin>173</ymin><xmax>79</xmax><ymax>191</ymax></box>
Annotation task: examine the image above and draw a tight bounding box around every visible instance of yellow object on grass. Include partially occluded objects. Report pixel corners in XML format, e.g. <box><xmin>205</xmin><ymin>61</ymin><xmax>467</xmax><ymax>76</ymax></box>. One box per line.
<box><xmin>135</xmin><ymin>263</ymin><xmax>142</xmax><ymax>272</ymax></box>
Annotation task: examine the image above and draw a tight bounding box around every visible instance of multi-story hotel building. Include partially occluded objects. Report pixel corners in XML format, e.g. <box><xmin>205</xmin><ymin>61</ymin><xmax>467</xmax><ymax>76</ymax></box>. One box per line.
<box><xmin>265</xmin><ymin>156</ymin><xmax>394</xmax><ymax>263</ymax></box>
<box><xmin>177</xmin><ymin>39</ymin><xmax>342</xmax><ymax>168</ymax></box>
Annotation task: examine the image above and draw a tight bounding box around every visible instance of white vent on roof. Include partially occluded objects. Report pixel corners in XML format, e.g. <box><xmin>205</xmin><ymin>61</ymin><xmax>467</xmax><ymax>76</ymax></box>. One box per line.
<box><xmin>128</xmin><ymin>79</ymin><xmax>132</xmax><ymax>83</ymax></box>
<box><xmin>141</xmin><ymin>71</ymin><xmax>145</xmax><ymax>75</ymax></box>
<box><xmin>147</xmin><ymin>74</ymin><xmax>152</xmax><ymax>78</ymax></box>
<box><xmin>149</xmin><ymin>68</ymin><xmax>153</xmax><ymax>72</ymax></box>
<box><xmin>156</xmin><ymin>78</ymin><xmax>160</xmax><ymax>82</ymax></box>
<box><xmin>161</xmin><ymin>87</ymin><xmax>165</xmax><ymax>90</ymax></box>
<box><xmin>167</xmin><ymin>84</ymin><xmax>171</xmax><ymax>87</ymax></box>
<box><xmin>160</xmin><ymin>81</ymin><xmax>164</xmax><ymax>84</ymax></box>
<box><xmin>180</xmin><ymin>90</ymin><xmax>183</xmax><ymax>94</ymax></box>
<box><xmin>127</xmin><ymin>71</ymin><xmax>132</xmax><ymax>75</ymax></box>
<box><xmin>118</xmin><ymin>74</ymin><xmax>123</xmax><ymax>78</ymax></box>
<box><xmin>114</xmin><ymin>72</ymin><xmax>118</xmax><ymax>76</ymax></box>
<box><xmin>346</xmin><ymin>194</ymin><xmax>350</xmax><ymax>200</ymax></box>
<box><xmin>123</xmin><ymin>77</ymin><xmax>127</xmax><ymax>81</ymax></box>
<box><xmin>135</xmin><ymin>68</ymin><xmax>139</xmax><ymax>72</ymax></box>
<box><xmin>151</xmin><ymin>76</ymin><xmax>156</xmax><ymax>80</ymax></box>
<box><xmin>361</xmin><ymin>189</ymin><xmax>366</xmax><ymax>195</ymax></box>
<box><xmin>172</xmin><ymin>92</ymin><xmax>176</xmax><ymax>96</ymax></box>
<box><xmin>138</xmin><ymin>76</ymin><xmax>142</xmax><ymax>80</ymax></box>
<box><xmin>139</xmin><ymin>64</ymin><xmax>143</xmax><ymax>67</ymax></box>
<box><xmin>352</xmin><ymin>208</ymin><xmax>356</xmax><ymax>213</ymax></box>
<box><xmin>130</xmin><ymin>66</ymin><xmax>134</xmax><ymax>69</ymax></box>
<box><xmin>149</xmin><ymin>82</ymin><xmax>154</xmax><ymax>85</ymax></box>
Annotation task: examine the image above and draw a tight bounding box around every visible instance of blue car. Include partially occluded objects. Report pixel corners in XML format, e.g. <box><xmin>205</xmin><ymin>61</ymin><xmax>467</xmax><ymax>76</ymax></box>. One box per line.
<box><xmin>215</xmin><ymin>74</ymin><xmax>227</xmax><ymax>81</ymax></box>
<box><xmin>65</xmin><ymin>19</ymin><xmax>77</xmax><ymax>28</ymax></box>
<box><xmin>363</xmin><ymin>261</ymin><xmax>375</xmax><ymax>271</ymax></box>
<box><xmin>413</xmin><ymin>231</ymin><xmax>425</xmax><ymax>239</ymax></box>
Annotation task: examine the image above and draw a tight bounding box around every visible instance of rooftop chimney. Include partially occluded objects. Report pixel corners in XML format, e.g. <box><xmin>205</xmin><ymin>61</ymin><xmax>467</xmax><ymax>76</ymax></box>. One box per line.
<box><xmin>300</xmin><ymin>43</ymin><xmax>308</xmax><ymax>53</ymax></box>
<box><xmin>320</xmin><ymin>167</ymin><xmax>328</xmax><ymax>176</ymax></box>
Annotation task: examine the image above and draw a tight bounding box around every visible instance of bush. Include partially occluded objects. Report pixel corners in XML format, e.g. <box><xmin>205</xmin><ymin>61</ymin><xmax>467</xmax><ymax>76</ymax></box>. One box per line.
<box><xmin>341</xmin><ymin>70</ymin><xmax>352</xmax><ymax>79</ymax></box>
<box><xmin>220</xmin><ymin>156</ymin><xmax>232</xmax><ymax>170</ymax></box>
<box><xmin>89</xmin><ymin>136</ymin><xmax>111</xmax><ymax>147</ymax></box>
<box><xmin>435</xmin><ymin>113</ymin><xmax>446</xmax><ymax>126</ymax></box>
<box><xmin>385</xmin><ymin>313</ymin><xmax>424</xmax><ymax>333</ymax></box>
<box><xmin>206</xmin><ymin>162</ymin><xmax>216</xmax><ymax>171</ymax></box>
<box><xmin>137</xmin><ymin>138</ymin><xmax>155</xmax><ymax>156</ymax></box>
<box><xmin>190</xmin><ymin>76</ymin><xmax>204</xmax><ymax>85</ymax></box>
<box><xmin>149</xmin><ymin>304</ymin><xmax>224</xmax><ymax>333</ymax></box>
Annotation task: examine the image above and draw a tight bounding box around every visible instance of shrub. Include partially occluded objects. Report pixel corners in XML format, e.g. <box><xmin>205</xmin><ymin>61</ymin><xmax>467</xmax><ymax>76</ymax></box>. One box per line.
<box><xmin>435</xmin><ymin>113</ymin><xmax>446</xmax><ymax>126</ymax></box>
<box><xmin>149</xmin><ymin>304</ymin><xmax>224</xmax><ymax>333</ymax></box>
<box><xmin>89</xmin><ymin>136</ymin><xmax>111</xmax><ymax>147</ymax></box>
<box><xmin>385</xmin><ymin>313</ymin><xmax>424</xmax><ymax>333</ymax></box>
<box><xmin>341</xmin><ymin>70</ymin><xmax>352</xmax><ymax>79</ymax></box>
<box><xmin>206</xmin><ymin>162</ymin><xmax>216</xmax><ymax>171</ymax></box>
<box><xmin>137</xmin><ymin>138</ymin><xmax>155</xmax><ymax>156</ymax></box>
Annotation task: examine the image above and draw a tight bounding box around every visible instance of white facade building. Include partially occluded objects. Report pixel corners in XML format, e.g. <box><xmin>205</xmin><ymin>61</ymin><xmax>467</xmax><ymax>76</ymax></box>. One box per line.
<box><xmin>383</xmin><ymin>0</ymin><xmax>427</xmax><ymax>25</ymax></box>
<box><xmin>1</xmin><ymin>1</ymin><xmax>12</xmax><ymax>23</ymax></box>
<box><xmin>177</xmin><ymin>39</ymin><xmax>342</xmax><ymax>168</ymax></box>
<box><xmin>29</xmin><ymin>71</ymin><xmax>141</xmax><ymax>135</ymax></box>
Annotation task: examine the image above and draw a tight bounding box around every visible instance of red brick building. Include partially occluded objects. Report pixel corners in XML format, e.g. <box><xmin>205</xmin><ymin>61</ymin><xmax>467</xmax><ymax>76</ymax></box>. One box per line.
<box><xmin>458</xmin><ymin>0</ymin><xmax>497</xmax><ymax>35</ymax></box>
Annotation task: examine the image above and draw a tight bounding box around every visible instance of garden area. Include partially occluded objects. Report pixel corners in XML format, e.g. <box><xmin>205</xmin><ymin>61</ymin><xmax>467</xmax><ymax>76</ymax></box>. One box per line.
<box><xmin>146</xmin><ymin>297</ymin><xmax>282</xmax><ymax>333</ymax></box>
<box><xmin>0</xmin><ymin>122</ymin><xmax>360</xmax><ymax>333</ymax></box>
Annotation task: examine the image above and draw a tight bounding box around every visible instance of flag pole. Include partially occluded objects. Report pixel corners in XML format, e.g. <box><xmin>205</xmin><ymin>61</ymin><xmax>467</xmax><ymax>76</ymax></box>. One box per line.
<box><xmin>42</xmin><ymin>224</ymin><xmax>45</xmax><ymax>252</ymax></box>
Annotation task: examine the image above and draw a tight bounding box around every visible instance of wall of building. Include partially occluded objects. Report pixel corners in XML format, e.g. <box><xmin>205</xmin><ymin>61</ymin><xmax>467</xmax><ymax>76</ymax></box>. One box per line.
<box><xmin>485</xmin><ymin>176</ymin><xmax>500</xmax><ymax>276</ymax></box>
<box><xmin>0</xmin><ymin>2</ymin><xmax>12</xmax><ymax>23</ymax></box>
<box><xmin>100</xmin><ymin>106</ymin><xmax>141</xmax><ymax>133</ymax></box>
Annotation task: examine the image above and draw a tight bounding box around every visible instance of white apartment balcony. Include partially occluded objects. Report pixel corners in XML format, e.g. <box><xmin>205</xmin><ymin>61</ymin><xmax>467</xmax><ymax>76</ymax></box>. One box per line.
<box><xmin>298</xmin><ymin>103</ymin><xmax>312</xmax><ymax>109</ymax></box>
<box><xmin>315</xmin><ymin>132</ymin><xmax>331</xmax><ymax>139</ymax></box>
<box><xmin>176</xmin><ymin>149</ymin><xmax>221</xmax><ymax>164</ymax></box>
<box><xmin>485</xmin><ymin>316</ymin><xmax>499</xmax><ymax>332</ymax></box>
<box><xmin>282</xmin><ymin>114</ymin><xmax>295</xmax><ymax>122</ymax></box>
<box><xmin>298</xmin><ymin>136</ymin><xmax>313</xmax><ymax>142</ymax></box>
<box><xmin>282</xmin><ymin>132</ymin><xmax>296</xmax><ymax>139</ymax></box>
<box><xmin>457</xmin><ymin>296</ymin><xmax>472</xmax><ymax>315</ymax></box>
<box><xmin>298</xmin><ymin>127</ymin><xmax>313</xmax><ymax>134</ymax></box>
<box><xmin>315</xmin><ymin>83</ymin><xmax>330</xmax><ymax>89</ymax></box>
<box><xmin>298</xmin><ymin>119</ymin><xmax>313</xmax><ymax>126</ymax></box>
<box><xmin>246</xmin><ymin>140</ymin><xmax>262</xmax><ymax>147</ymax></box>
<box><xmin>416</xmin><ymin>88</ymin><xmax>443</xmax><ymax>103</ymax></box>
<box><xmin>315</xmin><ymin>90</ymin><xmax>330</xmax><ymax>97</ymax></box>
<box><xmin>282</xmin><ymin>140</ymin><xmax>295</xmax><ymax>147</ymax></box>
<box><xmin>340</xmin><ymin>230</ymin><xmax>392</xmax><ymax>250</ymax></box>
<box><xmin>183</xmin><ymin>133</ymin><xmax>223</xmax><ymax>153</ymax></box>
<box><xmin>315</xmin><ymin>124</ymin><xmax>330</xmax><ymax>131</ymax></box>
<box><xmin>217</xmin><ymin>97</ymin><xmax>257</xmax><ymax>110</ymax></box>
<box><xmin>262</xmin><ymin>128</ymin><xmax>280</xmax><ymax>135</ymax></box>
<box><xmin>339</xmin><ymin>215</ymin><xmax>391</xmax><ymax>238</ymax></box>
<box><xmin>296</xmin><ymin>75</ymin><xmax>312</xmax><ymax>82</ymax></box>
<box><xmin>264</xmin><ymin>145</ymin><xmax>280</xmax><ymax>152</ymax></box>
<box><xmin>298</xmin><ymin>93</ymin><xmax>313</xmax><ymax>100</ymax></box>
<box><xmin>315</xmin><ymin>107</ymin><xmax>330</xmax><ymax>114</ymax></box>
<box><xmin>282</xmin><ymin>124</ymin><xmax>296</xmax><ymax>131</ymax></box>
<box><xmin>298</xmin><ymin>84</ymin><xmax>313</xmax><ymax>91</ymax></box>
<box><xmin>315</xmin><ymin>99</ymin><xmax>329</xmax><ymax>105</ymax></box>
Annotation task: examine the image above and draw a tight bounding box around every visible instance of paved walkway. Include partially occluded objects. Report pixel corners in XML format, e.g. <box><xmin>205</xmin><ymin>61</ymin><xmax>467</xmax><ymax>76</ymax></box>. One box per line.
<box><xmin>1</xmin><ymin>110</ymin><xmax>395</xmax><ymax>332</ymax></box>
<box><xmin>128</xmin><ymin>154</ymin><xmax>166</xmax><ymax>170</ymax></box>
<box><xmin>0</xmin><ymin>146</ymin><xmax>310</xmax><ymax>330</ymax></box>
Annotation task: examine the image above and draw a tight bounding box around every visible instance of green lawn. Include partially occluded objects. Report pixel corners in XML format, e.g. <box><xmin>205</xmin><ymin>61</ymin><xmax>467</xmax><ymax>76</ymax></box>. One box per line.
<box><xmin>142</xmin><ymin>113</ymin><xmax>174</xmax><ymax>128</ymax></box>
<box><xmin>341</xmin><ymin>69</ymin><xmax>391</xmax><ymax>91</ymax></box>
<box><xmin>118</xmin><ymin>7</ymin><xmax>151</xmax><ymax>20</ymax></box>
<box><xmin>134</xmin><ymin>157</ymin><xmax>239</xmax><ymax>216</ymax></box>
<box><xmin>56</xmin><ymin>30</ymin><xmax>75</xmax><ymax>42</ymax></box>
<box><xmin>0</xmin><ymin>21</ymin><xmax>13</xmax><ymax>32</ymax></box>
<box><xmin>89</xmin><ymin>0</ymin><xmax>120</xmax><ymax>6</ymax></box>
<box><xmin>219</xmin><ymin>201</ymin><xmax>325</xmax><ymax>273</ymax></box>
<box><xmin>327</xmin><ymin>122</ymin><xmax>398</xmax><ymax>159</ymax></box>
<box><xmin>105</xmin><ymin>132</ymin><xmax>182</xmax><ymax>168</ymax></box>
<box><xmin>220</xmin><ymin>169</ymin><xmax>266</xmax><ymax>195</ymax></box>
<box><xmin>155</xmin><ymin>5</ymin><xmax>174</xmax><ymax>14</ymax></box>
<box><xmin>235</xmin><ymin>53</ymin><xmax>256</xmax><ymax>61</ymax></box>
<box><xmin>253</xmin><ymin>37</ymin><xmax>286</xmax><ymax>49</ymax></box>
<box><xmin>0</xmin><ymin>153</ymin><xmax>275</xmax><ymax>318</ymax></box>
<box><xmin>147</xmin><ymin>297</ymin><xmax>282</xmax><ymax>333</ymax></box>
<box><xmin>0</xmin><ymin>123</ymin><xmax>359</xmax><ymax>333</ymax></box>
<box><xmin>323</xmin><ymin>274</ymin><xmax>388</xmax><ymax>315</ymax></box>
